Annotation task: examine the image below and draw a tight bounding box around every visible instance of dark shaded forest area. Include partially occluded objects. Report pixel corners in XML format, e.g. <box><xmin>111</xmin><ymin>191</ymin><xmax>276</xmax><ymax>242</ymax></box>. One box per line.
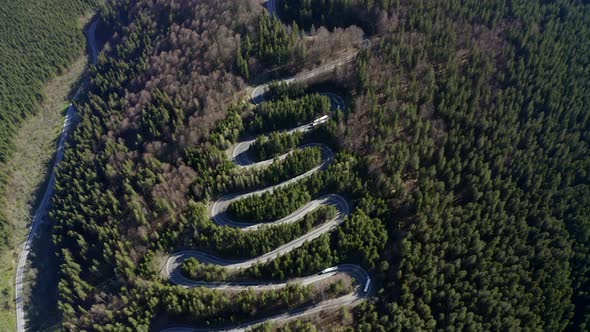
<box><xmin>46</xmin><ymin>0</ymin><xmax>589</xmax><ymax>331</ymax></box>
<box><xmin>342</xmin><ymin>0</ymin><xmax>590</xmax><ymax>330</ymax></box>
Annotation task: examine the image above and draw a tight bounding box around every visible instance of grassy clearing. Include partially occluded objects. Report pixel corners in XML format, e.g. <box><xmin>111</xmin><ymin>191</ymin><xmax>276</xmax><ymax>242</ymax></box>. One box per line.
<box><xmin>0</xmin><ymin>52</ymin><xmax>88</xmax><ymax>331</ymax></box>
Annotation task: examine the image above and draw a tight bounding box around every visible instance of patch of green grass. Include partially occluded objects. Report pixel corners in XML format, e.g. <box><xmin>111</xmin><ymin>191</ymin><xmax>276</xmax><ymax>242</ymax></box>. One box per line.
<box><xmin>0</xmin><ymin>52</ymin><xmax>88</xmax><ymax>331</ymax></box>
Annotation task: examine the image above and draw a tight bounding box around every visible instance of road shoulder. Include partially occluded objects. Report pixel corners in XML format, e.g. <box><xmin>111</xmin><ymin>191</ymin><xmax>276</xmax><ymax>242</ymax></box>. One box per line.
<box><xmin>0</xmin><ymin>52</ymin><xmax>88</xmax><ymax>332</ymax></box>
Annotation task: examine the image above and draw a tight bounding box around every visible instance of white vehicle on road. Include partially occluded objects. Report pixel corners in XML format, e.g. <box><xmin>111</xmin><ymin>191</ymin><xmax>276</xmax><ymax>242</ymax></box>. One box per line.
<box><xmin>364</xmin><ymin>278</ymin><xmax>371</xmax><ymax>293</ymax></box>
<box><xmin>311</xmin><ymin>115</ymin><xmax>329</xmax><ymax>127</ymax></box>
<box><xmin>319</xmin><ymin>266</ymin><xmax>338</xmax><ymax>275</ymax></box>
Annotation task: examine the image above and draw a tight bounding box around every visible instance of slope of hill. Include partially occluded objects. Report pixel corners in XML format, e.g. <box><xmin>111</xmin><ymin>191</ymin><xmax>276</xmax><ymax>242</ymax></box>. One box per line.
<box><xmin>0</xmin><ymin>0</ymin><xmax>92</xmax><ymax>329</ymax></box>
<box><xmin>340</xmin><ymin>1</ymin><xmax>590</xmax><ymax>330</ymax></box>
<box><xmin>0</xmin><ymin>0</ymin><xmax>93</xmax><ymax>257</ymax></box>
<box><xmin>47</xmin><ymin>0</ymin><xmax>589</xmax><ymax>331</ymax></box>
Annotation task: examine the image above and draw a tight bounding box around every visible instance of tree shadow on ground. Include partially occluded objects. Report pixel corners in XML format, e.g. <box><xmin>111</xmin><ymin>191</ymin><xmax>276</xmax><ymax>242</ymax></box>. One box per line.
<box><xmin>23</xmin><ymin>221</ymin><xmax>60</xmax><ymax>331</ymax></box>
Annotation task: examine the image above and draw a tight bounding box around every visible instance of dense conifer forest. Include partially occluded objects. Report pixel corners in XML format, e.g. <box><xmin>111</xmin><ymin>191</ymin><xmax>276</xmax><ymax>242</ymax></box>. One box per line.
<box><xmin>42</xmin><ymin>0</ymin><xmax>589</xmax><ymax>330</ymax></box>
<box><xmin>0</xmin><ymin>0</ymin><xmax>92</xmax><ymax>254</ymax></box>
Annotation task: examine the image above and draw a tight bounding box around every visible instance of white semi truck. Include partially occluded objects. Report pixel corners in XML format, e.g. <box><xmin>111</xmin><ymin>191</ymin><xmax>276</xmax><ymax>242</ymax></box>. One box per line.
<box><xmin>311</xmin><ymin>115</ymin><xmax>329</xmax><ymax>127</ymax></box>
<box><xmin>319</xmin><ymin>266</ymin><xmax>338</xmax><ymax>274</ymax></box>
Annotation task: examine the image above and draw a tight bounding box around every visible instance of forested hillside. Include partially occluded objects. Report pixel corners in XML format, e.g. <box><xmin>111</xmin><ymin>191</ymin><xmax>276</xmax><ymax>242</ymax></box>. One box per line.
<box><xmin>277</xmin><ymin>0</ymin><xmax>384</xmax><ymax>32</ymax></box>
<box><xmin>0</xmin><ymin>0</ymin><xmax>92</xmax><ymax>251</ymax></box>
<box><xmin>340</xmin><ymin>0</ymin><xmax>590</xmax><ymax>330</ymax></box>
<box><xmin>47</xmin><ymin>0</ymin><xmax>589</xmax><ymax>331</ymax></box>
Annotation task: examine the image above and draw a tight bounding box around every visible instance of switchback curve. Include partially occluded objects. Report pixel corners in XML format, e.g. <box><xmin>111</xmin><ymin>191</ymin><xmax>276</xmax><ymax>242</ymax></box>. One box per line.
<box><xmin>164</xmin><ymin>114</ymin><xmax>371</xmax><ymax>331</ymax></box>
<box><xmin>163</xmin><ymin>1</ymin><xmax>372</xmax><ymax>329</ymax></box>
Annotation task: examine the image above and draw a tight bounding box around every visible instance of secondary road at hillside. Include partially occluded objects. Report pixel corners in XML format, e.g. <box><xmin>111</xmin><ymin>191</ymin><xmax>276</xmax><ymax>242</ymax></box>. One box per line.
<box><xmin>163</xmin><ymin>2</ymin><xmax>373</xmax><ymax>330</ymax></box>
<box><xmin>169</xmin><ymin>190</ymin><xmax>350</xmax><ymax>269</ymax></box>
<box><xmin>88</xmin><ymin>18</ymin><xmax>99</xmax><ymax>64</ymax></box>
<box><xmin>165</xmin><ymin>113</ymin><xmax>371</xmax><ymax>330</ymax></box>
<box><xmin>251</xmin><ymin>52</ymin><xmax>361</xmax><ymax>103</ymax></box>
<box><xmin>267</xmin><ymin>0</ymin><xmax>278</xmax><ymax>18</ymax></box>
<box><xmin>165</xmin><ymin>139</ymin><xmax>369</xmax><ymax>330</ymax></box>
<box><xmin>231</xmin><ymin>122</ymin><xmax>330</xmax><ymax>169</ymax></box>
<box><xmin>230</xmin><ymin>93</ymin><xmax>338</xmax><ymax>171</ymax></box>
<box><xmin>252</xmin><ymin>0</ymin><xmax>371</xmax><ymax>104</ymax></box>
<box><xmin>162</xmin><ymin>264</ymin><xmax>369</xmax><ymax>332</ymax></box>
<box><xmin>15</xmin><ymin>19</ymin><xmax>100</xmax><ymax>332</ymax></box>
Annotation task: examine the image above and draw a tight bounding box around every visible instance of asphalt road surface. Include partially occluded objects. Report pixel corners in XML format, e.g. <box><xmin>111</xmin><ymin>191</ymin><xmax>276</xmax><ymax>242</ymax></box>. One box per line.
<box><xmin>251</xmin><ymin>0</ymin><xmax>371</xmax><ymax>104</ymax></box>
<box><xmin>231</xmin><ymin>93</ymin><xmax>340</xmax><ymax>170</ymax></box>
<box><xmin>162</xmin><ymin>265</ymin><xmax>370</xmax><ymax>332</ymax></box>
<box><xmin>15</xmin><ymin>19</ymin><xmax>100</xmax><ymax>332</ymax></box>
<box><xmin>165</xmin><ymin>111</ymin><xmax>371</xmax><ymax>330</ymax></box>
<box><xmin>267</xmin><ymin>0</ymin><xmax>278</xmax><ymax>18</ymax></box>
<box><xmin>165</xmin><ymin>182</ymin><xmax>370</xmax><ymax>330</ymax></box>
<box><xmin>231</xmin><ymin>125</ymin><xmax>331</xmax><ymax>169</ymax></box>
<box><xmin>251</xmin><ymin>53</ymin><xmax>361</xmax><ymax>104</ymax></box>
<box><xmin>163</xmin><ymin>3</ymin><xmax>373</xmax><ymax>329</ymax></box>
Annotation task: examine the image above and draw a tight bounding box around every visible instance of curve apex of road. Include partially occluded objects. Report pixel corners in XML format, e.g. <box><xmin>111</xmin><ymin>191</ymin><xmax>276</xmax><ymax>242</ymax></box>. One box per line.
<box><xmin>15</xmin><ymin>18</ymin><xmax>100</xmax><ymax>332</ymax></box>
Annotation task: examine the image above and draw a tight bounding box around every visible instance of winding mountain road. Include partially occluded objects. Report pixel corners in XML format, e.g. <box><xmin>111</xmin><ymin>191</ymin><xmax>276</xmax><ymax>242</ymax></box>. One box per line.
<box><xmin>233</xmin><ymin>94</ymin><xmax>341</xmax><ymax>169</ymax></box>
<box><xmin>88</xmin><ymin>18</ymin><xmax>99</xmax><ymax>64</ymax></box>
<box><xmin>164</xmin><ymin>97</ymin><xmax>371</xmax><ymax>330</ymax></box>
<box><xmin>15</xmin><ymin>3</ymin><xmax>370</xmax><ymax>331</ymax></box>
<box><xmin>165</xmin><ymin>142</ymin><xmax>370</xmax><ymax>330</ymax></box>
<box><xmin>14</xmin><ymin>19</ymin><xmax>100</xmax><ymax>332</ymax></box>
<box><xmin>162</xmin><ymin>2</ymin><xmax>375</xmax><ymax>330</ymax></box>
